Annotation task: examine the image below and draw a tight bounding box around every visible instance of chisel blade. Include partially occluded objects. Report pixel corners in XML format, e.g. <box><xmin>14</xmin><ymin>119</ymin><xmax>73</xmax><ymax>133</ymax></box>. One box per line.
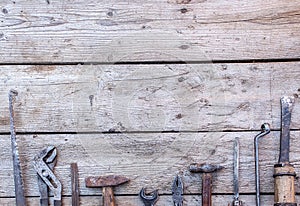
<box><xmin>71</xmin><ymin>163</ymin><xmax>80</xmax><ymax>206</ymax></box>
<box><xmin>279</xmin><ymin>96</ymin><xmax>294</xmax><ymax>163</ymax></box>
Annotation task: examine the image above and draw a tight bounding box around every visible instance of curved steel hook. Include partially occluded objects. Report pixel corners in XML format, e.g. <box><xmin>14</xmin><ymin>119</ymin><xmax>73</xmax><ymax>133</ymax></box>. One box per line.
<box><xmin>254</xmin><ymin>123</ymin><xmax>271</xmax><ymax>206</ymax></box>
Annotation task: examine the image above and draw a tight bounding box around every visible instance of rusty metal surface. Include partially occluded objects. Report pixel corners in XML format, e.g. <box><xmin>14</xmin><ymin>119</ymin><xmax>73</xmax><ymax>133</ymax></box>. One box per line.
<box><xmin>189</xmin><ymin>163</ymin><xmax>224</xmax><ymax>173</ymax></box>
<box><xmin>279</xmin><ymin>96</ymin><xmax>294</xmax><ymax>164</ymax></box>
<box><xmin>71</xmin><ymin>163</ymin><xmax>80</xmax><ymax>206</ymax></box>
<box><xmin>33</xmin><ymin>146</ymin><xmax>62</xmax><ymax>206</ymax></box>
<box><xmin>139</xmin><ymin>188</ymin><xmax>159</xmax><ymax>206</ymax></box>
<box><xmin>202</xmin><ymin>173</ymin><xmax>212</xmax><ymax>206</ymax></box>
<box><xmin>9</xmin><ymin>90</ymin><xmax>27</xmax><ymax>206</ymax></box>
<box><xmin>85</xmin><ymin>175</ymin><xmax>129</xmax><ymax>187</ymax></box>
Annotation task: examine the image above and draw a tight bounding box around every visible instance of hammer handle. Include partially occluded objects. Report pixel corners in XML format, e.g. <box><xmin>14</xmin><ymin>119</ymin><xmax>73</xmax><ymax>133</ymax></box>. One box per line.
<box><xmin>274</xmin><ymin>164</ymin><xmax>297</xmax><ymax>206</ymax></box>
<box><xmin>202</xmin><ymin>173</ymin><xmax>212</xmax><ymax>206</ymax></box>
<box><xmin>102</xmin><ymin>187</ymin><xmax>115</xmax><ymax>206</ymax></box>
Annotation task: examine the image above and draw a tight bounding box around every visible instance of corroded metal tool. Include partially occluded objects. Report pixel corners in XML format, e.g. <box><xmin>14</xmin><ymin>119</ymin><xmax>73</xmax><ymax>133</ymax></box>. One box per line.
<box><xmin>232</xmin><ymin>137</ymin><xmax>243</xmax><ymax>206</ymax></box>
<box><xmin>172</xmin><ymin>175</ymin><xmax>183</xmax><ymax>206</ymax></box>
<box><xmin>139</xmin><ymin>187</ymin><xmax>159</xmax><ymax>206</ymax></box>
<box><xmin>85</xmin><ymin>175</ymin><xmax>129</xmax><ymax>206</ymax></box>
<box><xmin>33</xmin><ymin>146</ymin><xmax>62</xmax><ymax>206</ymax></box>
<box><xmin>9</xmin><ymin>90</ymin><xmax>27</xmax><ymax>206</ymax></box>
<box><xmin>254</xmin><ymin>123</ymin><xmax>271</xmax><ymax>206</ymax></box>
<box><xmin>189</xmin><ymin>163</ymin><xmax>224</xmax><ymax>206</ymax></box>
<box><xmin>273</xmin><ymin>96</ymin><xmax>297</xmax><ymax>206</ymax></box>
<box><xmin>71</xmin><ymin>163</ymin><xmax>80</xmax><ymax>206</ymax></box>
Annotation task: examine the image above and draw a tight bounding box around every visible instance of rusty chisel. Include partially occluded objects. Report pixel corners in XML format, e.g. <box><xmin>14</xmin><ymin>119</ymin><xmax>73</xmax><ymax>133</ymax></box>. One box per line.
<box><xmin>273</xmin><ymin>96</ymin><xmax>297</xmax><ymax>206</ymax></box>
<box><xmin>9</xmin><ymin>90</ymin><xmax>27</xmax><ymax>206</ymax></box>
<box><xmin>71</xmin><ymin>163</ymin><xmax>80</xmax><ymax>206</ymax></box>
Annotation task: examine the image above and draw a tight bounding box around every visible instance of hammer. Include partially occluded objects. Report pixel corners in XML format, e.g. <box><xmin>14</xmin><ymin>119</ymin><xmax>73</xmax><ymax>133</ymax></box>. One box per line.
<box><xmin>85</xmin><ymin>175</ymin><xmax>129</xmax><ymax>206</ymax></box>
<box><xmin>189</xmin><ymin>163</ymin><xmax>224</xmax><ymax>206</ymax></box>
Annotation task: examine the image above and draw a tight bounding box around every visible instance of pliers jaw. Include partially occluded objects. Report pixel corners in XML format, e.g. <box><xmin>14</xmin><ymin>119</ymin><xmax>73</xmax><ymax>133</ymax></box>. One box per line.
<box><xmin>33</xmin><ymin>146</ymin><xmax>62</xmax><ymax>206</ymax></box>
<box><xmin>172</xmin><ymin>175</ymin><xmax>183</xmax><ymax>206</ymax></box>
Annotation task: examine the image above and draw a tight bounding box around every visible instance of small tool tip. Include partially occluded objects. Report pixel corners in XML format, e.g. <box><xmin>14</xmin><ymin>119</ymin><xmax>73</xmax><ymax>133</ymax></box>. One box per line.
<box><xmin>261</xmin><ymin>123</ymin><xmax>271</xmax><ymax>133</ymax></box>
<box><xmin>9</xmin><ymin>89</ymin><xmax>18</xmax><ymax>96</ymax></box>
<box><xmin>281</xmin><ymin>96</ymin><xmax>295</xmax><ymax>106</ymax></box>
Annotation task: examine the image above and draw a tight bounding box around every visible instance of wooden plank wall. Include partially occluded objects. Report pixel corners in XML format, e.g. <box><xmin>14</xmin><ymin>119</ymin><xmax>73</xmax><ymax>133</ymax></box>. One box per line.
<box><xmin>1</xmin><ymin>0</ymin><xmax>300</xmax><ymax>205</ymax></box>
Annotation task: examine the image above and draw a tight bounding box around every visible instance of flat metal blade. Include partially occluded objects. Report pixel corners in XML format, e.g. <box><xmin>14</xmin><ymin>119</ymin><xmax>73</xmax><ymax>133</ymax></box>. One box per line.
<box><xmin>9</xmin><ymin>90</ymin><xmax>26</xmax><ymax>206</ymax></box>
<box><xmin>233</xmin><ymin>137</ymin><xmax>240</xmax><ymax>202</ymax></box>
<box><xmin>279</xmin><ymin>96</ymin><xmax>294</xmax><ymax>163</ymax></box>
<box><xmin>71</xmin><ymin>163</ymin><xmax>80</xmax><ymax>206</ymax></box>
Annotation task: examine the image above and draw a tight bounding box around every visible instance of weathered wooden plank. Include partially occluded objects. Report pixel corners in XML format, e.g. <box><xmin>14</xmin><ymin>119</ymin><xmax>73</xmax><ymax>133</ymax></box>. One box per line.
<box><xmin>0</xmin><ymin>0</ymin><xmax>300</xmax><ymax>63</ymax></box>
<box><xmin>0</xmin><ymin>195</ymin><xmax>299</xmax><ymax>206</ymax></box>
<box><xmin>0</xmin><ymin>131</ymin><xmax>300</xmax><ymax>197</ymax></box>
<box><xmin>0</xmin><ymin>195</ymin><xmax>291</xmax><ymax>206</ymax></box>
<box><xmin>1</xmin><ymin>63</ymin><xmax>300</xmax><ymax>132</ymax></box>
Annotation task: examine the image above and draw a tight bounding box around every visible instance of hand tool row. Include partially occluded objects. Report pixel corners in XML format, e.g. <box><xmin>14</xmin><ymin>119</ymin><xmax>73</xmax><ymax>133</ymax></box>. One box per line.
<box><xmin>7</xmin><ymin>90</ymin><xmax>298</xmax><ymax>206</ymax></box>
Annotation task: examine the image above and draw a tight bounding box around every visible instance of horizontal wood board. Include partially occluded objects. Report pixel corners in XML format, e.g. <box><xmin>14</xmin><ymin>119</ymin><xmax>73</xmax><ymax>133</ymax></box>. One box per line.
<box><xmin>0</xmin><ymin>131</ymin><xmax>300</xmax><ymax>197</ymax></box>
<box><xmin>0</xmin><ymin>63</ymin><xmax>300</xmax><ymax>132</ymax></box>
<box><xmin>1</xmin><ymin>195</ymin><xmax>298</xmax><ymax>206</ymax></box>
<box><xmin>0</xmin><ymin>0</ymin><xmax>300</xmax><ymax>63</ymax></box>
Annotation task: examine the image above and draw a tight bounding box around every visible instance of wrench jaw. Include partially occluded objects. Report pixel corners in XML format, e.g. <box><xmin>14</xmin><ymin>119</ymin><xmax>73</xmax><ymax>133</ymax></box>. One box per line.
<box><xmin>139</xmin><ymin>187</ymin><xmax>159</xmax><ymax>206</ymax></box>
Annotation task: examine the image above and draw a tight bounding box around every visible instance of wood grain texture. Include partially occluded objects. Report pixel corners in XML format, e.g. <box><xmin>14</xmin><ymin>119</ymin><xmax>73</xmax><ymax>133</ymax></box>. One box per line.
<box><xmin>0</xmin><ymin>195</ymin><xmax>295</xmax><ymax>206</ymax></box>
<box><xmin>0</xmin><ymin>131</ymin><xmax>300</xmax><ymax>197</ymax></box>
<box><xmin>1</xmin><ymin>63</ymin><xmax>300</xmax><ymax>132</ymax></box>
<box><xmin>0</xmin><ymin>0</ymin><xmax>300</xmax><ymax>63</ymax></box>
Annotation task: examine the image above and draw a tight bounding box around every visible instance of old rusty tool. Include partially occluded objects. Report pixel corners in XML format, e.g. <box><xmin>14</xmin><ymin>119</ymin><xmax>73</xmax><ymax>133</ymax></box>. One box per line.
<box><xmin>274</xmin><ymin>96</ymin><xmax>297</xmax><ymax>206</ymax></box>
<box><xmin>189</xmin><ymin>163</ymin><xmax>224</xmax><ymax>206</ymax></box>
<box><xmin>33</xmin><ymin>146</ymin><xmax>62</xmax><ymax>206</ymax></box>
<box><xmin>172</xmin><ymin>175</ymin><xmax>183</xmax><ymax>206</ymax></box>
<box><xmin>71</xmin><ymin>163</ymin><xmax>80</xmax><ymax>206</ymax></box>
<box><xmin>139</xmin><ymin>187</ymin><xmax>159</xmax><ymax>206</ymax></box>
<box><xmin>9</xmin><ymin>90</ymin><xmax>27</xmax><ymax>206</ymax></box>
<box><xmin>232</xmin><ymin>137</ymin><xmax>243</xmax><ymax>206</ymax></box>
<box><xmin>85</xmin><ymin>175</ymin><xmax>129</xmax><ymax>206</ymax></box>
<box><xmin>254</xmin><ymin>123</ymin><xmax>271</xmax><ymax>206</ymax></box>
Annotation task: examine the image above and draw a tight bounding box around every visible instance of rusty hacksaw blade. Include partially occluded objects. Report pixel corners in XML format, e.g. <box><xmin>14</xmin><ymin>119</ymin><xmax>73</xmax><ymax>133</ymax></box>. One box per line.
<box><xmin>9</xmin><ymin>90</ymin><xmax>26</xmax><ymax>206</ymax></box>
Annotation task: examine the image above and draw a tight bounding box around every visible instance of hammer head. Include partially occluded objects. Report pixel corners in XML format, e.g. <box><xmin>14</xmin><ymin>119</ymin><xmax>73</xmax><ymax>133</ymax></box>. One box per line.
<box><xmin>189</xmin><ymin>163</ymin><xmax>224</xmax><ymax>173</ymax></box>
<box><xmin>85</xmin><ymin>175</ymin><xmax>129</xmax><ymax>188</ymax></box>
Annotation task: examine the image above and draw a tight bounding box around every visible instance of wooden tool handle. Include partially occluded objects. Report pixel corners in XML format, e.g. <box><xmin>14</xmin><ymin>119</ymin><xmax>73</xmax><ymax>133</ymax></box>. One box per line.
<box><xmin>202</xmin><ymin>173</ymin><xmax>212</xmax><ymax>206</ymax></box>
<box><xmin>274</xmin><ymin>164</ymin><xmax>297</xmax><ymax>206</ymax></box>
<box><xmin>102</xmin><ymin>187</ymin><xmax>115</xmax><ymax>206</ymax></box>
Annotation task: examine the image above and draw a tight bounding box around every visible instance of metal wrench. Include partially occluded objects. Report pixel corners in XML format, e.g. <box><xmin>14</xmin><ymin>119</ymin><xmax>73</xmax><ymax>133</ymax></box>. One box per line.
<box><xmin>172</xmin><ymin>175</ymin><xmax>183</xmax><ymax>206</ymax></box>
<box><xmin>139</xmin><ymin>187</ymin><xmax>159</xmax><ymax>206</ymax></box>
<box><xmin>254</xmin><ymin>123</ymin><xmax>270</xmax><ymax>206</ymax></box>
<box><xmin>33</xmin><ymin>146</ymin><xmax>62</xmax><ymax>206</ymax></box>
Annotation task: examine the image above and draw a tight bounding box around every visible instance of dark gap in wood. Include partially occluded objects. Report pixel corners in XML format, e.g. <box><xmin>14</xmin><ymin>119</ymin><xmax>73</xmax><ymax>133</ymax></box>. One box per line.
<box><xmin>0</xmin><ymin>58</ymin><xmax>299</xmax><ymax>66</ymax></box>
<box><xmin>0</xmin><ymin>128</ymin><xmax>298</xmax><ymax>136</ymax></box>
